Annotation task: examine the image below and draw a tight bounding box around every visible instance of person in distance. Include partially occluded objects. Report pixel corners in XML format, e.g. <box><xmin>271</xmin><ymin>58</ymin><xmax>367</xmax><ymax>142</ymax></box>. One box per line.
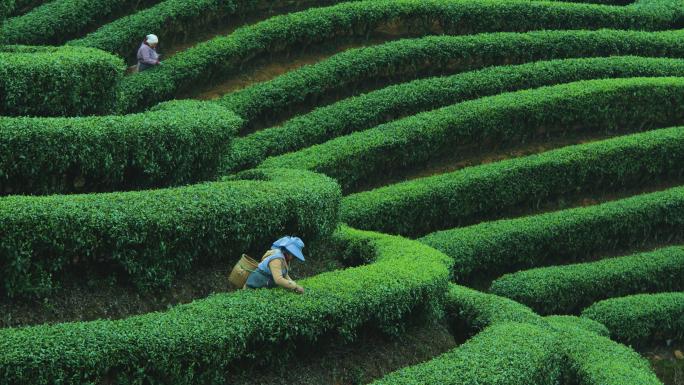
<box><xmin>244</xmin><ymin>236</ymin><xmax>306</xmax><ymax>294</ymax></box>
<box><xmin>137</xmin><ymin>34</ymin><xmax>162</xmax><ymax>71</ymax></box>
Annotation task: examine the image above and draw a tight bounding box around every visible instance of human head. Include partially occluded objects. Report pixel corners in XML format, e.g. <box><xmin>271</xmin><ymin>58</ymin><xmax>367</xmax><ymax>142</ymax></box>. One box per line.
<box><xmin>146</xmin><ymin>34</ymin><xmax>159</xmax><ymax>48</ymax></box>
<box><xmin>271</xmin><ymin>236</ymin><xmax>305</xmax><ymax>262</ymax></box>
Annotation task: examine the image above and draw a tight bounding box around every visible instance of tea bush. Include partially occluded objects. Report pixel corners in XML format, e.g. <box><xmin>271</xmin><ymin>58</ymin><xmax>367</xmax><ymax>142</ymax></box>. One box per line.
<box><xmin>341</xmin><ymin>126</ymin><xmax>684</xmax><ymax>237</ymax></box>
<box><xmin>261</xmin><ymin>77</ymin><xmax>684</xmax><ymax>192</ymax></box>
<box><xmin>582</xmin><ymin>292</ymin><xmax>684</xmax><ymax>346</ymax></box>
<box><xmin>0</xmin><ymin>45</ymin><xmax>123</xmax><ymax>116</ymax></box>
<box><xmin>0</xmin><ymin>169</ymin><xmax>340</xmax><ymax>298</ymax></box>
<box><xmin>0</xmin><ymin>100</ymin><xmax>241</xmax><ymax>195</ymax></box>
<box><xmin>0</xmin><ymin>226</ymin><xmax>451</xmax><ymax>384</ymax></box>
<box><xmin>420</xmin><ymin>186</ymin><xmax>684</xmax><ymax>282</ymax></box>
<box><xmin>491</xmin><ymin>246</ymin><xmax>684</xmax><ymax>314</ymax></box>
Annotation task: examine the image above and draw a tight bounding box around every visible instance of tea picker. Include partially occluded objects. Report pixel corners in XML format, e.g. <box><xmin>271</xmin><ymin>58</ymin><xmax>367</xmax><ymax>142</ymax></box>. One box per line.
<box><xmin>136</xmin><ymin>34</ymin><xmax>162</xmax><ymax>72</ymax></box>
<box><xmin>229</xmin><ymin>236</ymin><xmax>306</xmax><ymax>294</ymax></box>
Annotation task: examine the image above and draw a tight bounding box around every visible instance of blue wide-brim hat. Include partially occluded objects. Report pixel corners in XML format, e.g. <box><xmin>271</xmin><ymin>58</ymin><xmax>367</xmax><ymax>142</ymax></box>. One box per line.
<box><xmin>272</xmin><ymin>236</ymin><xmax>305</xmax><ymax>261</ymax></box>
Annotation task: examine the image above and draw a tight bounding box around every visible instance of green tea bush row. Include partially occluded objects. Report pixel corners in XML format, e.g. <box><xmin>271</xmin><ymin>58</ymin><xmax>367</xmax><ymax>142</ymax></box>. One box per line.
<box><xmin>546</xmin><ymin>317</ymin><xmax>662</xmax><ymax>385</ymax></box>
<box><xmin>261</xmin><ymin>77</ymin><xmax>684</xmax><ymax>193</ymax></box>
<box><xmin>9</xmin><ymin>0</ymin><xmax>47</xmax><ymax>16</ymax></box>
<box><xmin>582</xmin><ymin>292</ymin><xmax>684</xmax><ymax>346</ymax></box>
<box><xmin>0</xmin><ymin>45</ymin><xmax>123</xmax><ymax>117</ymax></box>
<box><xmin>69</xmin><ymin>0</ymin><xmax>356</xmax><ymax>59</ymax></box>
<box><xmin>110</xmin><ymin>0</ymin><xmax>677</xmax><ymax>112</ymax></box>
<box><xmin>0</xmin><ymin>226</ymin><xmax>452</xmax><ymax>384</ymax></box>
<box><xmin>222</xmin><ymin>52</ymin><xmax>684</xmax><ymax>175</ymax></box>
<box><xmin>341</xmin><ymin>126</ymin><xmax>684</xmax><ymax>237</ymax></box>
<box><xmin>0</xmin><ymin>0</ymin><xmax>160</xmax><ymax>45</ymax></box>
<box><xmin>0</xmin><ymin>168</ymin><xmax>340</xmax><ymax>298</ymax></box>
<box><xmin>491</xmin><ymin>246</ymin><xmax>684</xmax><ymax>315</ymax></box>
<box><xmin>219</xmin><ymin>31</ymin><xmax>684</xmax><ymax>134</ymax></box>
<box><xmin>0</xmin><ymin>0</ymin><xmax>12</xmax><ymax>20</ymax></box>
<box><xmin>420</xmin><ymin>185</ymin><xmax>684</xmax><ymax>282</ymax></box>
<box><xmin>0</xmin><ymin>100</ymin><xmax>240</xmax><ymax>195</ymax></box>
<box><xmin>371</xmin><ymin>321</ymin><xmax>563</xmax><ymax>385</ymax></box>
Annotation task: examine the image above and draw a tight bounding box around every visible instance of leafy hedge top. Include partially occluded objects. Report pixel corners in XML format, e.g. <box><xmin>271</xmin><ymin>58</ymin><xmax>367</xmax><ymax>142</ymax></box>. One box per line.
<box><xmin>261</xmin><ymin>77</ymin><xmax>684</xmax><ymax>192</ymax></box>
<box><xmin>222</xmin><ymin>52</ymin><xmax>684</xmax><ymax>175</ymax></box>
<box><xmin>0</xmin><ymin>45</ymin><xmax>123</xmax><ymax>116</ymax></box>
<box><xmin>582</xmin><ymin>292</ymin><xmax>684</xmax><ymax>346</ymax></box>
<box><xmin>0</xmin><ymin>0</ymin><xmax>13</xmax><ymax>21</ymax></box>
<box><xmin>420</xmin><ymin>185</ymin><xmax>684</xmax><ymax>282</ymax></box>
<box><xmin>0</xmin><ymin>168</ymin><xmax>341</xmax><ymax>298</ymax></box>
<box><xmin>490</xmin><ymin>245</ymin><xmax>684</xmax><ymax>315</ymax></box>
<box><xmin>341</xmin><ymin>125</ymin><xmax>684</xmax><ymax>237</ymax></box>
<box><xmin>108</xmin><ymin>0</ymin><xmax>678</xmax><ymax>112</ymax></box>
<box><xmin>0</xmin><ymin>225</ymin><xmax>452</xmax><ymax>384</ymax></box>
<box><xmin>0</xmin><ymin>0</ymin><xmax>159</xmax><ymax>46</ymax></box>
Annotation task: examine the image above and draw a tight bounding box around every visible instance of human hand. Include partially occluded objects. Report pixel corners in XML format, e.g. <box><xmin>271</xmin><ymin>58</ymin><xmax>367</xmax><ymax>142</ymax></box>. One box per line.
<box><xmin>295</xmin><ymin>285</ymin><xmax>305</xmax><ymax>294</ymax></box>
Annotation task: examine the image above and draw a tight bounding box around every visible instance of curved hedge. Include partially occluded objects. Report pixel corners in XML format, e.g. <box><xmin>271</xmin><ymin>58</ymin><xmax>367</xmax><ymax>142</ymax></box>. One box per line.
<box><xmin>222</xmin><ymin>53</ymin><xmax>684</xmax><ymax>174</ymax></box>
<box><xmin>0</xmin><ymin>0</ymin><xmax>12</xmax><ymax>20</ymax></box>
<box><xmin>0</xmin><ymin>168</ymin><xmax>340</xmax><ymax>298</ymax></box>
<box><xmin>420</xmin><ymin>185</ymin><xmax>684</xmax><ymax>282</ymax></box>
<box><xmin>0</xmin><ymin>100</ymin><xmax>240</xmax><ymax>195</ymax></box>
<box><xmin>110</xmin><ymin>0</ymin><xmax>679</xmax><ymax>112</ymax></box>
<box><xmin>0</xmin><ymin>0</ymin><xmax>159</xmax><ymax>46</ymax></box>
<box><xmin>547</xmin><ymin>317</ymin><xmax>662</xmax><ymax>385</ymax></box>
<box><xmin>582</xmin><ymin>292</ymin><xmax>684</xmax><ymax>346</ymax></box>
<box><xmin>341</xmin><ymin>126</ymin><xmax>684</xmax><ymax>237</ymax></box>
<box><xmin>0</xmin><ymin>225</ymin><xmax>452</xmax><ymax>384</ymax></box>
<box><xmin>0</xmin><ymin>45</ymin><xmax>123</xmax><ymax>117</ymax></box>
<box><xmin>371</xmin><ymin>321</ymin><xmax>563</xmax><ymax>385</ymax></box>
<box><xmin>491</xmin><ymin>246</ymin><xmax>684</xmax><ymax>315</ymax></box>
<box><xmin>218</xmin><ymin>30</ymin><xmax>684</xmax><ymax>133</ymax></box>
<box><xmin>260</xmin><ymin>77</ymin><xmax>684</xmax><ymax>192</ymax></box>
<box><xmin>69</xmin><ymin>0</ymin><xmax>355</xmax><ymax>59</ymax></box>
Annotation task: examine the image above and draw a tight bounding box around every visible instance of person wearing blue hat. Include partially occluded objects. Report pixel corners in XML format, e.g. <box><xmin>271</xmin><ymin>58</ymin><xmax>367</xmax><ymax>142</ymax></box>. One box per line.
<box><xmin>244</xmin><ymin>236</ymin><xmax>306</xmax><ymax>294</ymax></box>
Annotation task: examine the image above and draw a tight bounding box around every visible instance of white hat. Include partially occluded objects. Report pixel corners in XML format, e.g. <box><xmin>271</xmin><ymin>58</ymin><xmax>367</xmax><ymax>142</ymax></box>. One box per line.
<box><xmin>146</xmin><ymin>34</ymin><xmax>159</xmax><ymax>44</ymax></box>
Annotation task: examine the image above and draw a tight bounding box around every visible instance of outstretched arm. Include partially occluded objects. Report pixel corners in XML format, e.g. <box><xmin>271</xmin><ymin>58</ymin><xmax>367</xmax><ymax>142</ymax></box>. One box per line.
<box><xmin>269</xmin><ymin>259</ymin><xmax>304</xmax><ymax>294</ymax></box>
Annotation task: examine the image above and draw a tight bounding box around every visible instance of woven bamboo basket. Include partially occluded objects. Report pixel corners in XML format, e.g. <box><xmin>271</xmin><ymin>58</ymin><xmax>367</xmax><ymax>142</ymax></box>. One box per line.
<box><xmin>228</xmin><ymin>254</ymin><xmax>259</xmax><ymax>289</ymax></box>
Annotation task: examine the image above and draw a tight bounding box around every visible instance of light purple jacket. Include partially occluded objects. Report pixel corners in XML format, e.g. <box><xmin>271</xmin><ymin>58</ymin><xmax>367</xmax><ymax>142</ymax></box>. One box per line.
<box><xmin>137</xmin><ymin>43</ymin><xmax>159</xmax><ymax>65</ymax></box>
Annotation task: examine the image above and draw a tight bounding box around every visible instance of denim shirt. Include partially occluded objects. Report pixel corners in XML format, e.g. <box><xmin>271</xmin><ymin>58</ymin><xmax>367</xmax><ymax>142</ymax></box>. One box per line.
<box><xmin>257</xmin><ymin>249</ymin><xmax>288</xmax><ymax>278</ymax></box>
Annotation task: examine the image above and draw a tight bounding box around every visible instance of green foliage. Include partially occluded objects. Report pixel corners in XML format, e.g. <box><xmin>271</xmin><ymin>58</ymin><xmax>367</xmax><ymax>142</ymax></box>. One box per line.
<box><xmin>547</xmin><ymin>317</ymin><xmax>662</xmax><ymax>385</ymax></box>
<box><xmin>261</xmin><ymin>77</ymin><xmax>684</xmax><ymax>192</ymax></box>
<box><xmin>0</xmin><ymin>225</ymin><xmax>452</xmax><ymax>384</ymax></box>
<box><xmin>0</xmin><ymin>169</ymin><xmax>341</xmax><ymax>298</ymax></box>
<box><xmin>108</xmin><ymin>0</ymin><xmax>680</xmax><ymax>113</ymax></box>
<box><xmin>0</xmin><ymin>45</ymin><xmax>123</xmax><ymax>116</ymax></box>
<box><xmin>372</xmin><ymin>321</ymin><xmax>564</xmax><ymax>385</ymax></box>
<box><xmin>68</xmin><ymin>0</ymin><xmax>354</xmax><ymax>59</ymax></box>
<box><xmin>544</xmin><ymin>315</ymin><xmax>609</xmax><ymax>337</ymax></box>
<box><xmin>0</xmin><ymin>0</ymin><xmax>13</xmax><ymax>21</ymax></box>
<box><xmin>0</xmin><ymin>0</ymin><xmax>160</xmax><ymax>45</ymax></box>
<box><xmin>491</xmin><ymin>246</ymin><xmax>684</xmax><ymax>315</ymax></box>
<box><xmin>420</xmin><ymin>186</ymin><xmax>684</xmax><ymax>282</ymax></box>
<box><xmin>222</xmin><ymin>53</ymin><xmax>684</xmax><ymax>175</ymax></box>
<box><xmin>445</xmin><ymin>284</ymin><xmax>544</xmax><ymax>334</ymax></box>
<box><xmin>582</xmin><ymin>292</ymin><xmax>684</xmax><ymax>346</ymax></box>
<box><xmin>342</xmin><ymin>126</ymin><xmax>684</xmax><ymax>237</ymax></box>
<box><xmin>219</xmin><ymin>30</ymin><xmax>684</xmax><ymax>136</ymax></box>
<box><xmin>0</xmin><ymin>100</ymin><xmax>240</xmax><ymax>195</ymax></box>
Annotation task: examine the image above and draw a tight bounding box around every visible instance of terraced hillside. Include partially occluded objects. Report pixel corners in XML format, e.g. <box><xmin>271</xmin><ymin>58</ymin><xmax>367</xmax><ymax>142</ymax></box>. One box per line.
<box><xmin>1</xmin><ymin>0</ymin><xmax>684</xmax><ymax>383</ymax></box>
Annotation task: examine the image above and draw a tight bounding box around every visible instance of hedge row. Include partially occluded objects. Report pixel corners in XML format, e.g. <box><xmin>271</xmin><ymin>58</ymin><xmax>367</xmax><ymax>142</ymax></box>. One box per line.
<box><xmin>546</xmin><ymin>317</ymin><xmax>662</xmax><ymax>385</ymax></box>
<box><xmin>109</xmin><ymin>0</ymin><xmax>678</xmax><ymax>112</ymax></box>
<box><xmin>420</xmin><ymin>185</ymin><xmax>684</xmax><ymax>283</ymax></box>
<box><xmin>9</xmin><ymin>0</ymin><xmax>46</xmax><ymax>16</ymax></box>
<box><xmin>261</xmin><ymin>77</ymin><xmax>684</xmax><ymax>193</ymax></box>
<box><xmin>0</xmin><ymin>45</ymin><xmax>123</xmax><ymax>117</ymax></box>
<box><xmin>582</xmin><ymin>292</ymin><xmax>684</xmax><ymax>346</ymax></box>
<box><xmin>218</xmin><ymin>30</ymin><xmax>684</xmax><ymax>135</ymax></box>
<box><xmin>0</xmin><ymin>0</ymin><xmax>160</xmax><ymax>46</ymax></box>
<box><xmin>0</xmin><ymin>100</ymin><xmax>240</xmax><ymax>195</ymax></box>
<box><xmin>341</xmin><ymin>125</ymin><xmax>684</xmax><ymax>237</ymax></box>
<box><xmin>371</xmin><ymin>321</ymin><xmax>563</xmax><ymax>385</ymax></box>
<box><xmin>0</xmin><ymin>0</ymin><xmax>12</xmax><ymax>20</ymax></box>
<box><xmin>69</xmin><ymin>0</ymin><xmax>355</xmax><ymax>60</ymax></box>
<box><xmin>222</xmin><ymin>51</ymin><xmax>684</xmax><ymax>175</ymax></box>
<box><xmin>491</xmin><ymin>246</ymin><xmax>684</xmax><ymax>315</ymax></box>
<box><xmin>0</xmin><ymin>225</ymin><xmax>452</xmax><ymax>384</ymax></box>
<box><xmin>0</xmin><ymin>168</ymin><xmax>340</xmax><ymax>298</ymax></box>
